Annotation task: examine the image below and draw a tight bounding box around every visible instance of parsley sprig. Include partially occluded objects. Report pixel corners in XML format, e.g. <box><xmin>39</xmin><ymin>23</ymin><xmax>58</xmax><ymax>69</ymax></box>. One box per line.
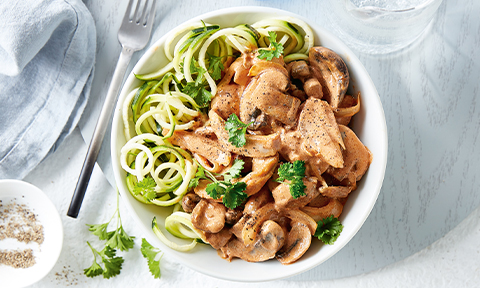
<box><xmin>257</xmin><ymin>31</ymin><xmax>284</xmax><ymax>61</ymax></box>
<box><xmin>180</xmin><ymin>58</ymin><xmax>212</xmax><ymax>108</ymax></box>
<box><xmin>140</xmin><ymin>238</ymin><xmax>163</xmax><ymax>279</ymax></box>
<box><xmin>189</xmin><ymin>159</ymin><xmax>248</xmax><ymax>209</ymax></box>
<box><xmin>206</xmin><ymin>52</ymin><xmax>226</xmax><ymax>81</ymax></box>
<box><xmin>132</xmin><ymin>177</ymin><xmax>157</xmax><ymax>202</ymax></box>
<box><xmin>84</xmin><ymin>242</ymin><xmax>124</xmax><ymax>279</ymax></box>
<box><xmin>225</xmin><ymin>114</ymin><xmax>253</xmax><ymax>148</ymax></box>
<box><xmin>275</xmin><ymin>160</ymin><xmax>307</xmax><ymax>199</ymax></box>
<box><xmin>84</xmin><ymin>191</ymin><xmax>135</xmax><ymax>279</ymax></box>
<box><xmin>314</xmin><ymin>215</ymin><xmax>344</xmax><ymax>245</ymax></box>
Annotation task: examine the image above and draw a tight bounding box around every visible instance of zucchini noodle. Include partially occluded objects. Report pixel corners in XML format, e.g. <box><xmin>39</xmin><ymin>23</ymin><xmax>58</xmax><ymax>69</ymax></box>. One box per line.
<box><xmin>120</xmin><ymin>16</ymin><xmax>315</xmax><ymax>252</ymax></box>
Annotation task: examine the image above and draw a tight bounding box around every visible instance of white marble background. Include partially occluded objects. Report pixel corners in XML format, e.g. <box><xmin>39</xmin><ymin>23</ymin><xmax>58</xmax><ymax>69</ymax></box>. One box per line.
<box><xmin>24</xmin><ymin>0</ymin><xmax>480</xmax><ymax>286</ymax></box>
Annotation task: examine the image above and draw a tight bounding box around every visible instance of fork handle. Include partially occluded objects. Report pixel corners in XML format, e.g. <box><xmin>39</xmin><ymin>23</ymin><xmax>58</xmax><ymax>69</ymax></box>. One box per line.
<box><xmin>67</xmin><ymin>46</ymin><xmax>134</xmax><ymax>218</ymax></box>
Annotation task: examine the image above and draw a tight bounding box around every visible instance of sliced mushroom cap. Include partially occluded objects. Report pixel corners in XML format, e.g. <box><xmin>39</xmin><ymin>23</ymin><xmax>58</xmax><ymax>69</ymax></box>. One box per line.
<box><xmin>220</xmin><ymin>220</ymin><xmax>285</xmax><ymax>262</ymax></box>
<box><xmin>191</xmin><ymin>199</ymin><xmax>226</xmax><ymax>233</ymax></box>
<box><xmin>181</xmin><ymin>192</ymin><xmax>201</xmax><ymax>213</ymax></box>
<box><xmin>309</xmin><ymin>47</ymin><xmax>349</xmax><ymax>109</ymax></box>
<box><xmin>242</xmin><ymin>203</ymin><xmax>277</xmax><ymax>245</ymax></box>
<box><xmin>276</xmin><ymin>221</ymin><xmax>312</xmax><ymax>265</ymax></box>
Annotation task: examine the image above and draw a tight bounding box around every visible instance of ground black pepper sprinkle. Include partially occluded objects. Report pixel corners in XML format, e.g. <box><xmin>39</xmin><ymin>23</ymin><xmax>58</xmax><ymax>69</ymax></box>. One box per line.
<box><xmin>0</xmin><ymin>199</ymin><xmax>44</xmax><ymax>269</ymax></box>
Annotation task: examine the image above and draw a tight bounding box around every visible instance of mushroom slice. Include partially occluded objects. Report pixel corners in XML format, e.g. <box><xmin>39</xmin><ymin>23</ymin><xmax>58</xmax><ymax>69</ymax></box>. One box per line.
<box><xmin>276</xmin><ymin>221</ymin><xmax>312</xmax><ymax>265</ymax></box>
<box><xmin>301</xmin><ymin>198</ymin><xmax>344</xmax><ymax>222</ymax></box>
<box><xmin>283</xmin><ymin>209</ymin><xmax>318</xmax><ymax>235</ymax></box>
<box><xmin>243</xmin><ymin>186</ymin><xmax>274</xmax><ymax>215</ymax></box>
<box><xmin>191</xmin><ymin>199</ymin><xmax>226</xmax><ymax>233</ymax></box>
<box><xmin>242</xmin><ymin>203</ymin><xmax>277</xmax><ymax>245</ymax></box>
<box><xmin>203</xmin><ymin>228</ymin><xmax>233</xmax><ymax>250</ymax></box>
<box><xmin>309</xmin><ymin>47</ymin><xmax>349</xmax><ymax>108</ymax></box>
<box><xmin>220</xmin><ymin>220</ymin><xmax>285</xmax><ymax>262</ymax></box>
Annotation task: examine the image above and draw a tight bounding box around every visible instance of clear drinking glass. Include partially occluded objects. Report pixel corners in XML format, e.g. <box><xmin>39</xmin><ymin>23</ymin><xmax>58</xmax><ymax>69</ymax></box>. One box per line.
<box><xmin>324</xmin><ymin>0</ymin><xmax>443</xmax><ymax>54</ymax></box>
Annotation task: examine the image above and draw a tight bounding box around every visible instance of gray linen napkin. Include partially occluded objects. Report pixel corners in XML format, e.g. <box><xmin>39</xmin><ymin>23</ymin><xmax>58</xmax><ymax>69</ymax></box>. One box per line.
<box><xmin>0</xmin><ymin>0</ymin><xmax>96</xmax><ymax>179</ymax></box>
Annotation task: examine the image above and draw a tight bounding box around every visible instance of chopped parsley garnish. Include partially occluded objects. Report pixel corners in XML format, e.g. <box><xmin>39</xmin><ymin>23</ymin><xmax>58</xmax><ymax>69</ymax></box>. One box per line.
<box><xmin>225</xmin><ymin>114</ymin><xmax>252</xmax><ymax>148</ymax></box>
<box><xmin>207</xmin><ymin>52</ymin><xmax>225</xmax><ymax>81</ymax></box>
<box><xmin>314</xmin><ymin>215</ymin><xmax>344</xmax><ymax>245</ymax></box>
<box><xmin>189</xmin><ymin>159</ymin><xmax>247</xmax><ymax>209</ymax></box>
<box><xmin>133</xmin><ymin>177</ymin><xmax>157</xmax><ymax>202</ymax></box>
<box><xmin>140</xmin><ymin>238</ymin><xmax>163</xmax><ymax>279</ymax></box>
<box><xmin>257</xmin><ymin>31</ymin><xmax>284</xmax><ymax>61</ymax></box>
<box><xmin>275</xmin><ymin>160</ymin><xmax>307</xmax><ymax>199</ymax></box>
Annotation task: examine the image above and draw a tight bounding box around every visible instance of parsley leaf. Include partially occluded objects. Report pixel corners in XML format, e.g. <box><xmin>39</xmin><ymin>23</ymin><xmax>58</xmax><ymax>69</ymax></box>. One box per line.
<box><xmin>133</xmin><ymin>177</ymin><xmax>157</xmax><ymax>202</ymax></box>
<box><xmin>314</xmin><ymin>216</ymin><xmax>344</xmax><ymax>245</ymax></box>
<box><xmin>84</xmin><ymin>242</ymin><xmax>124</xmax><ymax>279</ymax></box>
<box><xmin>222</xmin><ymin>182</ymin><xmax>248</xmax><ymax>209</ymax></box>
<box><xmin>207</xmin><ymin>52</ymin><xmax>225</xmax><ymax>81</ymax></box>
<box><xmin>190</xmin><ymin>159</ymin><xmax>247</xmax><ymax>209</ymax></box>
<box><xmin>140</xmin><ymin>238</ymin><xmax>163</xmax><ymax>279</ymax></box>
<box><xmin>225</xmin><ymin>114</ymin><xmax>252</xmax><ymax>147</ymax></box>
<box><xmin>257</xmin><ymin>31</ymin><xmax>284</xmax><ymax>61</ymax></box>
<box><xmin>84</xmin><ymin>191</ymin><xmax>135</xmax><ymax>279</ymax></box>
<box><xmin>223</xmin><ymin>159</ymin><xmax>244</xmax><ymax>182</ymax></box>
<box><xmin>180</xmin><ymin>58</ymin><xmax>212</xmax><ymax>108</ymax></box>
<box><xmin>276</xmin><ymin>160</ymin><xmax>307</xmax><ymax>199</ymax></box>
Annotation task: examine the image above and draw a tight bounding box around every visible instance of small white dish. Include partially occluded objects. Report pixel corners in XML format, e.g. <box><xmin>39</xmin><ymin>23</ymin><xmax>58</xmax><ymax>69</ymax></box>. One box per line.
<box><xmin>0</xmin><ymin>180</ymin><xmax>63</xmax><ymax>288</ymax></box>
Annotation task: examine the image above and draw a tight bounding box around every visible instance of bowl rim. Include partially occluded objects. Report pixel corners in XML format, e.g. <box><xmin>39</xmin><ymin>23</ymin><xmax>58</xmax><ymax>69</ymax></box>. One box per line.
<box><xmin>111</xmin><ymin>6</ymin><xmax>388</xmax><ymax>282</ymax></box>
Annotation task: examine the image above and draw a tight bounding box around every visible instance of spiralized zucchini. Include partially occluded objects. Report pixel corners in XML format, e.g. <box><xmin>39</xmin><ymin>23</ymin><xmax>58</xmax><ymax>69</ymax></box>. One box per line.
<box><xmin>120</xmin><ymin>16</ymin><xmax>314</xmax><ymax>252</ymax></box>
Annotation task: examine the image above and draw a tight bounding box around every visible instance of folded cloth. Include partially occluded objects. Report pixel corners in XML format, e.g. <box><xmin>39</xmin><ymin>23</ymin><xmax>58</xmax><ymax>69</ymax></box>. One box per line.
<box><xmin>0</xmin><ymin>0</ymin><xmax>96</xmax><ymax>179</ymax></box>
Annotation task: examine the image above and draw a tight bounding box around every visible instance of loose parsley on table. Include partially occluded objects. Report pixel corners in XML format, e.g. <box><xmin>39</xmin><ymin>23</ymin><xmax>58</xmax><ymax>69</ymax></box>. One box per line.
<box><xmin>84</xmin><ymin>191</ymin><xmax>135</xmax><ymax>279</ymax></box>
<box><xmin>189</xmin><ymin>159</ymin><xmax>248</xmax><ymax>209</ymax></box>
<box><xmin>140</xmin><ymin>238</ymin><xmax>163</xmax><ymax>279</ymax></box>
<box><xmin>275</xmin><ymin>160</ymin><xmax>307</xmax><ymax>199</ymax></box>
<box><xmin>257</xmin><ymin>31</ymin><xmax>284</xmax><ymax>61</ymax></box>
<box><xmin>225</xmin><ymin>114</ymin><xmax>252</xmax><ymax>148</ymax></box>
<box><xmin>314</xmin><ymin>215</ymin><xmax>344</xmax><ymax>245</ymax></box>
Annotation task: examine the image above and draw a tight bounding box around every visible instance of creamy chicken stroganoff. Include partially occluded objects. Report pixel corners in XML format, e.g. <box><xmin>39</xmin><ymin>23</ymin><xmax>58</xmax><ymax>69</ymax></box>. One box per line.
<box><xmin>120</xmin><ymin>17</ymin><xmax>372</xmax><ymax>264</ymax></box>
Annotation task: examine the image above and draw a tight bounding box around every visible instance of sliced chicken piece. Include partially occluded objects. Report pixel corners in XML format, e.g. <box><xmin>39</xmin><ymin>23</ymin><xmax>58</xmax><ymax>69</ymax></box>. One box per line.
<box><xmin>220</xmin><ymin>220</ymin><xmax>285</xmax><ymax>262</ymax></box>
<box><xmin>211</xmin><ymin>83</ymin><xmax>243</xmax><ymax>120</ymax></box>
<box><xmin>271</xmin><ymin>177</ymin><xmax>319</xmax><ymax>211</ymax></box>
<box><xmin>240</xmin><ymin>67</ymin><xmax>301</xmax><ymax>126</ymax></box>
<box><xmin>243</xmin><ymin>185</ymin><xmax>274</xmax><ymax>215</ymax></box>
<box><xmin>309</xmin><ymin>47</ymin><xmax>349</xmax><ymax>108</ymax></box>
<box><xmin>191</xmin><ymin>199</ymin><xmax>226</xmax><ymax>233</ymax></box>
<box><xmin>327</xmin><ymin>124</ymin><xmax>373</xmax><ymax>185</ymax></box>
<box><xmin>208</xmin><ymin>110</ymin><xmax>281</xmax><ymax>157</ymax></box>
<box><xmin>297</xmin><ymin>98</ymin><xmax>345</xmax><ymax>168</ymax></box>
<box><xmin>301</xmin><ymin>198</ymin><xmax>344</xmax><ymax>222</ymax></box>
<box><xmin>319</xmin><ymin>185</ymin><xmax>351</xmax><ymax>199</ymax></box>
<box><xmin>169</xmin><ymin>130</ymin><xmax>231</xmax><ymax>166</ymax></box>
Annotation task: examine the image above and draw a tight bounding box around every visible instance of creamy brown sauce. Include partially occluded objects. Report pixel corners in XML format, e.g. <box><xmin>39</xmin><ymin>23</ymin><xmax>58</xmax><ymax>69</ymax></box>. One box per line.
<box><xmin>179</xmin><ymin>47</ymin><xmax>372</xmax><ymax>265</ymax></box>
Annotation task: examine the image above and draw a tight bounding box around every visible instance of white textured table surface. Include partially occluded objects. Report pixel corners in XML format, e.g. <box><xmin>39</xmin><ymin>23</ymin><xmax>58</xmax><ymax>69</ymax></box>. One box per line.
<box><xmin>24</xmin><ymin>0</ymin><xmax>480</xmax><ymax>286</ymax></box>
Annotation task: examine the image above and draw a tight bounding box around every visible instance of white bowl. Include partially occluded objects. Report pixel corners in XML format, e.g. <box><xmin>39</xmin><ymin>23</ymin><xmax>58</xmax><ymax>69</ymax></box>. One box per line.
<box><xmin>111</xmin><ymin>6</ymin><xmax>388</xmax><ymax>282</ymax></box>
<box><xmin>0</xmin><ymin>180</ymin><xmax>63</xmax><ymax>288</ymax></box>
